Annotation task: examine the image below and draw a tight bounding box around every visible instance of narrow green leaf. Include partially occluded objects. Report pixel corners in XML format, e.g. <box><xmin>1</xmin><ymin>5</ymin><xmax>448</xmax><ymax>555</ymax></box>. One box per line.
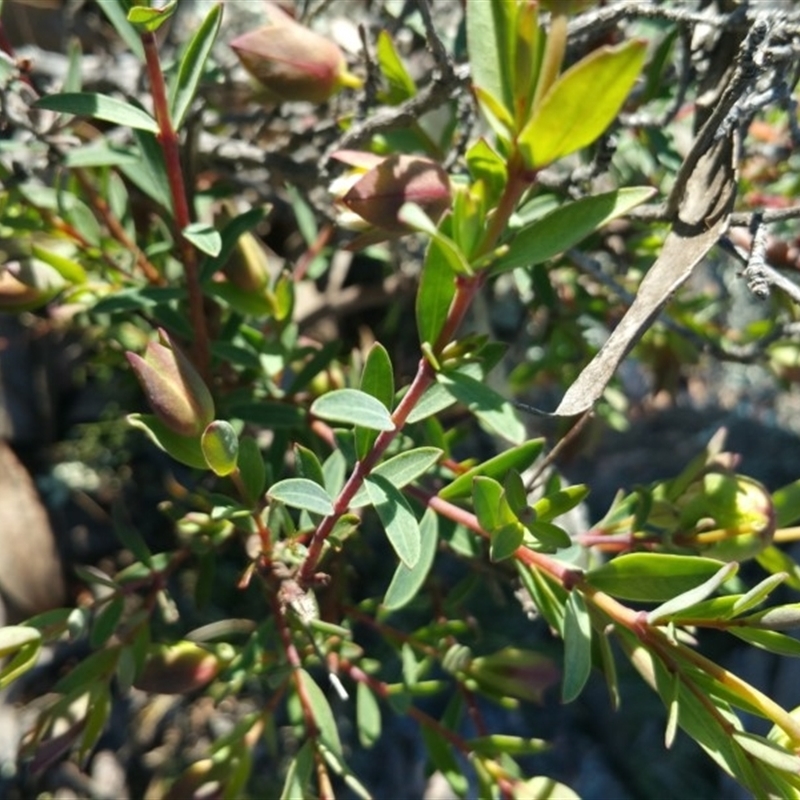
<box><xmin>183</xmin><ymin>222</ymin><xmax>222</xmax><ymax>257</ymax></box>
<box><xmin>318</xmin><ymin>743</ymin><xmax>373</xmax><ymax>800</ymax></box>
<box><xmin>376</xmin><ymin>30</ymin><xmax>416</xmax><ymax>103</ymax></box>
<box><xmin>356</xmin><ymin>682</ymin><xmax>382</xmax><ymax>749</ymax></box>
<box><xmin>400</xmin><ymin>204</ymin><xmax>472</xmax><ymax>275</ymax></box>
<box><xmin>729</xmin><ymin>627</ymin><xmax>800</xmax><ymax>657</ymax></box>
<box><xmin>515</xmin><ymin>778</ymin><xmax>580</xmax><ymax>800</ymax></box>
<box><xmin>587</xmin><ymin>553</ymin><xmax>726</xmax><ymax>602</ymax></box>
<box><xmin>648</xmin><ymin>561</ymin><xmax>739</xmax><ymax>624</ymax></box>
<box><xmin>365</xmin><ymin>475</ymin><xmax>421</xmax><ymax>569</ymax></box>
<box><xmin>356</xmin><ymin>342</ymin><xmax>395</xmax><ymax>459</ymax></box>
<box><xmin>525</xmin><ymin>520</ymin><xmax>572</xmax><ymax>550</ymax></box>
<box><xmin>440</xmin><ymin>439</ymin><xmax>545</xmax><ymax>501</ymax></box>
<box><xmin>492</xmin><ymin>187</ymin><xmax>656</xmax><ymax>275</ymax></box>
<box><xmin>731</xmin><ymin>573</ymin><xmax>787</xmax><ymax>616</ymax></box>
<box><xmin>122</xmin><ymin>130</ymin><xmax>173</xmax><ymax>210</ymax></box>
<box><xmin>438</xmin><ymin>371</ymin><xmax>525</xmax><ymax>444</ymax></box>
<box><xmin>384</xmin><ymin>509</ymin><xmax>439</xmax><ymax>610</ymax></box>
<box><xmin>30</xmin><ymin>245</ymin><xmax>87</xmax><ymax>284</ymax></box>
<box><xmin>466</xmin><ymin>0</ymin><xmax>515</xmax><ymax>122</ymax></box>
<box><xmin>90</xmin><ymin>596</ymin><xmax>124</xmax><ymax>649</ymax></box>
<box><xmin>294</xmin><ymin>444</ymin><xmax>326</xmax><ymax>487</ymax></box>
<box><xmin>773</xmin><ymin>479</ymin><xmax>800</xmax><ymax>528</ymax></box>
<box><xmin>0</xmin><ymin>626</ymin><xmax>41</xmax><ymax>657</ymax></box>
<box><xmin>518</xmin><ymin>40</ymin><xmax>647</xmax><ymax>168</ymax></box>
<box><xmin>417</xmin><ymin>237</ymin><xmax>458</xmax><ymax>346</ymax></box>
<box><xmin>732</xmin><ymin>731</ymin><xmax>800</xmax><ymax>774</ymax></box>
<box><xmin>466</xmin><ymin>138</ymin><xmax>507</xmax><ymax>203</ymax></box>
<box><xmin>757</xmin><ymin>545</ymin><xmax>800</xmax><ymax>592</ymax></box>
<box><xmin>268</xmin><ymin>479</ymin><xmax>334</xmax><ymax>516</ymax></box>
<box><xmin>516</xmin><ymin>563</ymin><xmax>568</xmax><ymax>636</ymax></box>
<box><xmin>127</xmin><ymin>413</ymin><xmax>208</xmax><ymax>470</ymax></box>
<box><xmin>35</xmin><ymin>92</ymin><xmax>159</xmax><ymax>133</ymax></box>
<box><xmin>311</xmin><ymin>389</ymin><xmax>395</xmax><ymax>432</ymax></box>
<box><xmin>237</xmin><ymin>435</ymin><xmax>266</xmax><ymax>506</ymax></box>
<box><xmin>532</xmin><ymin>485</ymin><xmax>590</xmax><ymax>523</ymax></box>
<box><xmin>169</xmin><ymin>3</ymin><xmax>222</xmax><ymax>128</ymax></box>
<box><xmin>79</xmin><ymin>685</ymin><xmax>110</xmax><ymax>762</ymax></box>
<box><xmin>421</xmin><ymin>726</ymin><xmax>469</xmax><ymax>798</ymax></box>
<box><xmin>351</xmin><ymin>447</ymin><xmax>442</xmax><ymax>508</ymax></box>
<box><xmin>297</xmin><ymin>669</ymin><xmax>342</xmax><ymax>756</ymax></box>
<box><xmin>97</xmin><ymin>0</ymin><xmax>145</xmax><ymax>61</ymax></box>
<box><xmin>562</xmin><ymin>591</ymin><xmax>592</xmax><ymax>703</ymax></box>
<box><xmin>740</xmin><ymin>603</ymin><xmax>800</xmax><ymax>631</ymax></box>
<box><xmin>664</xmin><ymin>670</ymin><xmax>680</xmax><ymax>749</ymax></box>
<box><xmin>280</xmin><ymin>740</ymin><xmax>315</xmax><ymax>800</ymax></box>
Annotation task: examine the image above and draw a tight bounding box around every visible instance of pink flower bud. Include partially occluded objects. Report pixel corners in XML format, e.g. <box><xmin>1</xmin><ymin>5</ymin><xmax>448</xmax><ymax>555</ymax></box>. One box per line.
<box><xmin>230</xmin><ymin>3</ymin><xmax>361</xmax><ymax>104</ymax></box>
<box><xmin>331</xmin><ymin>151</ymin><xmax>452</xmax><ymax>247</ymax></box>
<box><xmin>126</xmin><ymin>329</ymin><xmax>214</xmax><ymax>438</ymax></box>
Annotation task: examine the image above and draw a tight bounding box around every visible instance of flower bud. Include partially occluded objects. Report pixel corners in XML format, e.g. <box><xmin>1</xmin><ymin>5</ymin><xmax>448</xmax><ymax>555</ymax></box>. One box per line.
<box><xmin>230</xmin><ymin>3</ymin><xmax>361</xmax><ymax>104</ymax></box>
<box><xmin>331</xmin><ymin>151</ymin><xmax>452</xmax><ymax>248</ymax></box>
<box><xmin>201</xmin><ymin>420</ymin><xmax>239</xmax><ymax>476</ymax></box>
<box><xmin>126</xmin><ymin>329</ymin><xmax>214</xmax><ymax>438</ymax></box>
<box><xmin>134</xmin><ymin>641</ymin><xmax>222</xmax><ymax>695</ymax></box>
<box><xmin>0</xmin><ymin>260</ymin><xmax>62</xmax><ymax>311</ymax></box>
<box><xmin>673</xmin><ymin>472</ymin><xmax>775</xmax><ymax>562</ymax></box>
<box><xmin>466</xmin><ymin>647</ymin><xmax>559</xmax><ymax>704</ymax></box>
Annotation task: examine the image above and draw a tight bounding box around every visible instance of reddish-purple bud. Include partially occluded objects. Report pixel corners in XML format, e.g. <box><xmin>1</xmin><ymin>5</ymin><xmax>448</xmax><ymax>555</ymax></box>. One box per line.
<box><xmin>331</xmin><ymin>152</ymin><xmax>452</xmax><ymax>247</ymax></box>
<box><xmin>230</xmin><ymin>3</ymin><xmax>361</xmax><ymax>104</ymax></box>
<box><xmin>126</xmin><ymin>329</ymin><xmax>214</xmax><ymax>438</ymax></box>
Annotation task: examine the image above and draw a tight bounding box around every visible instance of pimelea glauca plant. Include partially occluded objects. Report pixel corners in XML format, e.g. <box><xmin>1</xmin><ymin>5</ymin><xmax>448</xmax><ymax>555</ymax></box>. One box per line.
<box><xmin>3</xmin><ymin>1</ymin><xmax>800</xmax><ymax>797</ymax></box>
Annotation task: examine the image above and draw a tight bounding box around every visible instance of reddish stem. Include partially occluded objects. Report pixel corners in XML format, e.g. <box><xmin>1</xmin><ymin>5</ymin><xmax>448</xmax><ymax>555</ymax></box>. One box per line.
<box><xmin>141</xmin><ymin>32</ymin><xmax>210</xmax><ymax>381</ymax></box>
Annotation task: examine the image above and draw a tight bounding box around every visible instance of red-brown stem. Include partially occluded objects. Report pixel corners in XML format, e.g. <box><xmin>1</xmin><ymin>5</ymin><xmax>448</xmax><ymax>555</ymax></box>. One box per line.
<box><xmin>298</xmin><ymin>356</ymin><xmax>436</xmax><ymax>586</ymax></box>
<box><xmin>73</xmin><ymin>168</ymin><xmax>163</xmax><ymax>285</ymax></box>
<box><xmin>141</xmin><ymin>32</ymin><xmax>210</xmax><ymax>381</ymax></box>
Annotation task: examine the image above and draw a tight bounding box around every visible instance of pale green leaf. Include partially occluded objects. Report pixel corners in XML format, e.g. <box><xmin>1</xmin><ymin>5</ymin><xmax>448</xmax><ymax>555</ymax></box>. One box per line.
<box><xmin>365</xmin><ymin>475</ymin><xmax>421</xmax><ymax>569</ymax></box>
<box><xmin>311</xmin><ymin>389</ymin><xmax>395</xmax><ymax>431</ymax></box>
<box><xmin>297</xmin><ymin>669</ymin><xmax>342</xmax><ymax>756</ymax></box>
<box><xmin>518</xmin><ymin>40</ymin><xmax>647</xmax><ymax>168</ymax></box>
<box><xmin>351</xmin><ymin>447</ymin><xmax>442</xmax><ymax>508</ymax></box>
<box><xmin>562</xmin><ymin>591</ymin><xmax>592</xmax><ymax>703</ymax></box>
<box><xmin>384</xmin><ymin>509</ymin><xmax>439</xmax><ymax>610</ymax></box>
<box><xmin>268</xmin><ymin>479</ymin><xmax>334</xmax><ymax>516</ymax></box>
<box><xmin>183</xmin><ymin>223</ymin><xmax>222</xmax><ymax>257</ymax></box>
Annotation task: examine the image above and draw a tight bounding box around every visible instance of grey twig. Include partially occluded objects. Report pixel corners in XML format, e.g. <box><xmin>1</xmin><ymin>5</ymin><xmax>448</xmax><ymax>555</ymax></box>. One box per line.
<box><xmin>744</xmin><ymin>216</ymin><xmax>770</xmax><ymax>299</ymax></box>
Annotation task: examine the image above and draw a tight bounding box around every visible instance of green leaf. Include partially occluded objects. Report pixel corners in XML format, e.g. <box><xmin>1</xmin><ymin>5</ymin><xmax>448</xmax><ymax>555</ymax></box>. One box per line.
<box><xmin>229</xmin><ymin>401</ymin><xmax>305</xmax><ymax>429</ymax></box>
<box><xmin>127</xmin><ymin>413</ymin><xmax>207</xmax><ymax>469</ymax></box>
<box><xmin>399</xmin><ymin>205</ymin><xmax>472</xmax><ymax>275</ymax></box>
<box><xmin>201</xmin><ymin>420</ymin><xmax>239</xmax><ymax>476</ymax></box>
<box><xmin>731</xmin><ymin>573</ymin><xmax>787</xmax><ymax>616</ymax></box>
<box><xmin>376</xmin><ymin>30</ymin><xmax>416</xmax><ymax>104</ymax></box>
<box><xmin>183</xmin><ymin>222</ymin><xmax>222</xmax><ymax>257</ymax></box>
<box><xmin>356</xmin><ymin>343</ymin><xmax>395</xmax><ymax>459</ymax></box>
<box><xmin>562</xmin><ymin>591</ymin><xmax>592</xmax><ymax>703</ymax></box>
<box><xmin>351</xmin><ymin>447</ymin><xmax>442</xmax><ymax>508</ymax></box>
<box><xmin>773</xmin><ymin>479</ymin><xmax>800</xmax><ymax>527</ymax></box>
<box><xmin>268</xmin><ymin>479</ymin><xmax>334</xmax><ymax>516</ymax></box>
<box><xmin>280</xmin><ymin>740</ymin><xmax>315</xmax><ymax>800</ymax></box>
<box><xmin>34</xmin><ymin>92</ymin><xmax>159</xmax><ymax>133</ymax></box>
<box><xmin>311</xmin><ymin>389</ymin><xmax>395</xmax><ymax>432</ymax></box>
<box><xmin>532</xmin><ymin>485</ymin><xmax>590</xmax><ymax>523</ymax></box>
<box><xmin>356</xmin><ymin>682</ymin><xmax>382</xmax><ymax>749</ymax></box>
<box><xmin>169</xmin><ymin>2</ymin><xmax>222</xmax><ymax>127</ymax></box>
<box><xmin>647</xmin><ymin>561</ymin><xmax>739</xmax><ymax>624</ymax></box>
<box><xmin>294</xmin><ymin>444</ymin><xmax>326</xmax><ymax>488</ymax></box>
<box><xmin>365</xmin><ymin>474</ymin><xmax>421</xmax><ymax>569</ymax></box>
<box><xmin>490</xmin><ymin>522</ymin><xmax>525</xmax><ymax>562</ymax></box>
<box><xmin>492</xmin><ymin>187</ymin><xmax>656</xmax><ymax>275</ymax></box>
<box><xmin>757</xmin><ymin>545</ymin><xmax>800</xmax><ymax>592</ymax></box>
<box><xmin>0</xmin><ymin>625</ymin><xmax>41</xmax><ymax>658</ymax></box>
<box><xmin>586</xmin><ymin>553</ymin><xmax>726</xmax><ymax>602</ymax></box>
<box><xmin>466</xmin><ymin>138</ymin><xmax>507</xmax><ymax>204</ymax></box>
<box><xmin>236</xmin><ymin>435</ymin><xmax>267</xmax><ymax>506</ymax></box>
<box><xmin>90</xmin><ymin>596</ymin><xmax>124</xmax><ymax>649</ymax></box>
<box><xmin>297</xmin><ymin>669</ymin><xmax>342</xmax><ymax>756</ymax></box>
<box><xmin>473</xmin><ymin>475</ymin><xmax>506</xmax><ymax>532</ymax></box>
<box><xmin>384</xmin><ymin>508</ymin><xmax>439</xmax><ymax>610</ymax></box>
<box><xmin>122</xmin><ymin>130</ymin><xmax>173</xmax><ymax>210</ymax></box>
<box><xmin>518</xmin><ymin>40</ymin><xmax>647</xmax><ymax>168</ymax></box>
<box><xmin>525</xmin><ymin>520</ymin><xmax>572</xmax><ymax>551</ymax></box>
<box><xmin>79</xmin><ymin>683</ymin><xmax>111</xmax><ymax>762</ymax></box>
<box><xmin>200</xmin><ymin>206</ymin><xmax>270</xmax><ymax>280</ymax></box>
<box><xmin>127</xmin><ymin>0</ymin><xmax>177</xmax><ymax>31</ymax></box>
<box><xmin>732</xmin><ymin>731</ymin><xmax>800</xmax><ymax>774</ymax></box>
<box><xmin>466</xmin><ymin>0</ymin><xmax>515</xmax><ymax>123</ymax></box>
<box><xmin>30</xmin><ymin>245</ymin><xmax>87</xmax><ymax>284</ymax></box>
<box><xmin>421</xmin><ymin>726</ymin><xmax>469</xmax><ymax>798</ymax></box>
<box><xmin>515</xmin><ymin>778</ymin><xmax>580</xmax><ymax>800</ymax></box>
<box><xmin>417</xmin><ymin>237</ymin><xmax>458</xmax><ymax>346</ymax></box>
<box><xmin>440</xmin><ymin>439</ymin><xmax>545</xmax><ymax>501</ymax></box>
<box><xmin>0</xmin><ymin>627</ymin><xmax>42</xmax><ymax>691</ymax></box>
<box><xmin>97</xmin><ymin>0</ymin><xmax>145</xmax><ymax>60</ymax></box>
<box><xmin>438</xmin><ymin>371</ymin><xmax>525</xmax><ymax>444</ymax></box>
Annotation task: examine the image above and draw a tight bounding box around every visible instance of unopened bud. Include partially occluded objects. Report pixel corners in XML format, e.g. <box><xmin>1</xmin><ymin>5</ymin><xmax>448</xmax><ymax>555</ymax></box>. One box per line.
<box><xmin>466</xmin><ymin>647</ymin><xmax>559</xmax><ymax>704</ymax></box>
<box><xmin>331</xmin><ymin>151</ymin><xmax>451</xmax><ymax>248</ymax></box>
<box><xmin>134</xmin><ymin>641</ymin><xmax>222</xmax><ymax>695</ymax></box>
<box><xmin>230</xmin><ymin>3</ymin><xmax>361</xmax><ymax>104</ymax></box>
<box><xmin>126</xmin><ymin>329</ymin><xmax>214</xmax><ymax>438</ymax></box>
